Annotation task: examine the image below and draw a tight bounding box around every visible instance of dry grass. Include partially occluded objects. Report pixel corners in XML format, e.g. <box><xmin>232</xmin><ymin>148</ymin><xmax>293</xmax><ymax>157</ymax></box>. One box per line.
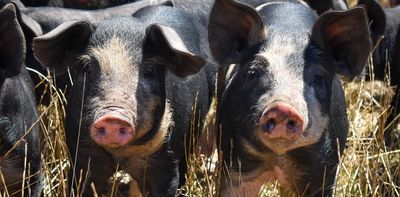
<box><xmin>35</xmin><ymin>72</ymin><xmax>70</xmax><ymax>197</ymax></box>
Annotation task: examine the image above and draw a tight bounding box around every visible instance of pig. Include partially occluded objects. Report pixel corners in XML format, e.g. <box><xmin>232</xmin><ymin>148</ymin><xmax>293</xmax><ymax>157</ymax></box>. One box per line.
<box><xmin>5</xmin><ymin>0</ymin><xmax>171</xmax><ymax>103</ymax></box>
<box><xmin>357</xmin><ymin>0</ymin><xmax>400</xmax><ymax>148</ymax></box>
<box><xmin>0</xmin><ymin>3</ymin><xmax>41</xmax><ymax>196</ymax></box>
<box><xmin>33</xmin><ymin>4</ymin><xmax>215</xmax><ymax>196</ymax></box>
<box><xmin>208</xmin><ymin>0</ymin><xmax>371</xmax><ymax>196</ymax></box>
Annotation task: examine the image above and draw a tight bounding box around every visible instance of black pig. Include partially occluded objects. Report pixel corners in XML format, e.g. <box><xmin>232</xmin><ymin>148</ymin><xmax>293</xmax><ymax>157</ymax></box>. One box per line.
<box><xmin>5</xmin><ymin>0</ymin><xmax>171</xmax><ymax>103</ymax></box>
<box><xmin>358</xmin><ymin>0</ymin><xmax>400</xmax><ymax>148</ymax></box>
<box><xmin>33</xmin><ymin>4</ymin><xmax>215</xmax><ymax>196</ymax></box>
<box><xmin>208</xmin><ymin>0</ymin><xmax>371</xmax><ymax>196</ymax></box>
<box><xmin>0</xmin><ymin>3</ymin><xmax>41</xmax><ymax>196</ymax></box>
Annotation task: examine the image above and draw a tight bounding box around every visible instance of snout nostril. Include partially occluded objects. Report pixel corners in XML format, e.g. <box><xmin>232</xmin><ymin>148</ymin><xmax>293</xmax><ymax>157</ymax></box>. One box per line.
<box><xmin>97</xmin><ymin>127</ymin><xmax>106</xmax><ymax>136</ymax></box>
<box><xmin>263</xmin><ymin>119</ymin><xmax>276</xmax><ymax>133</ymax></box>
<box><xmin>287</xmin><ymin>120</ymin><xmax>298</xmax><ymax>132</ymax></box>
<box><xmin>119</xmin><ymin>128</ymin><xmax>126</xmax><ymax>135</ymax></box>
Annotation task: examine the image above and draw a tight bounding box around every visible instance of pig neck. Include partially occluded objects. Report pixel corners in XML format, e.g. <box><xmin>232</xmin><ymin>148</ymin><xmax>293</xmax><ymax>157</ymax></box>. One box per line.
<box><xmin>221</xmin><ymin>137</ymin><xmax>305</xmax><ymax>195</ymax></box>
<box><xmin>221</xmin><ymin>167</ymin><xmax>289</xmax><ymax>197</ymax></box>
<box><xmin>107</xmin><ymin>101</ymin><xmax>173</xmax><ymax>159</ymax></box>
<box><xmin>222</xmin><ymin>156</ymin><xmax>299</xmax><ymax>197</ymax></box>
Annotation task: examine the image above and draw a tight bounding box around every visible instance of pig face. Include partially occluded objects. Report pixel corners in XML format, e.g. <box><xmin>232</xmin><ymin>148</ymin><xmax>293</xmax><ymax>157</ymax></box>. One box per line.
<box><xmin>81</xmin><ymin>34</ymin><xmax>164</xmax><ymax>149</ymax></box>
<box><xmin>221</xmin><ymin>47</ymin><xmax>332</xmax><ymax>154</ymax></box>
<box><xmin>209</xmin><ymin>0</ymin><xmax>371</xmax><ymax>154</ymax></box>
<box><xmin>33</xmin><ymin>17</ymin><xmax>204</xmax><ymax>153</ymax></box>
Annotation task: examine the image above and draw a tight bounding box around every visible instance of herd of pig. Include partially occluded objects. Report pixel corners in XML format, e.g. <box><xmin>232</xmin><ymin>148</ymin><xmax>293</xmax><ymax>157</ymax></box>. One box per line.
<box><xmin>0</xmin><ymin>0</ymin><xmax>399</xmax><ymax>196</ymax></box>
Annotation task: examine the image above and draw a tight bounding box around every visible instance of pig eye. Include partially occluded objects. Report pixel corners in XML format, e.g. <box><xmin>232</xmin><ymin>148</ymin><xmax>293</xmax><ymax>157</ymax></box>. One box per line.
<box><xmin>144</xmin><ymin>67</ymin><xmax>156</xmax><ymax>79</ymax></box>
<box><xmin>247</xmin><ymin>70</ymin><xmax>260</xmax><ymax>80</ymax></box>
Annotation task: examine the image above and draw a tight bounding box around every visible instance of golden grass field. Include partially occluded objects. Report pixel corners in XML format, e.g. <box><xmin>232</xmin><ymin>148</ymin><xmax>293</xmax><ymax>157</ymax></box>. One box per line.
<box><xmin>2</xmin><ymin>0</ymin><xmax>399</xmax><ymax>196</ymax></box>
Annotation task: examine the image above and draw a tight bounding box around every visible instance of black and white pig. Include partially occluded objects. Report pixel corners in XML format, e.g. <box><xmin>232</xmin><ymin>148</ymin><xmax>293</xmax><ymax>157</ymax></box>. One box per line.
<box><xmin>0</xmin><ymin>3</ymin><xmax>41</xmax><ymax>196</ymax></box>
<box><xmin>357</xmin><ymin>0</ymin><xmax>400</xmax><ymax>148</ymax></box>
<box><xmin>4</xmin><ymin>0</ymin><xmax>171</xmax><ymax>104</ymax></box>
<box><xmin>208</xmin><ymin>0</ymin><xmax>371</xmax><ymax>196</ymax></box>
<box><xmin>33</xmin><ymin>4</ymin><xmax>215</xmax><ymax>196</ymax></box>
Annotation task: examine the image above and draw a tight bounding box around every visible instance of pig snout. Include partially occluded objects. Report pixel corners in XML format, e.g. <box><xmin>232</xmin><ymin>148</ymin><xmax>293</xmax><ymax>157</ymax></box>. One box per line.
<box><xmin>260</xmin><ymin>103</ymin><xmax>304</xmax><ymax>141</ymax></box>
<box><xmin>90</xmin><ymin>112</ymin><xmax>135</xmax><ymax>147</ymax></box>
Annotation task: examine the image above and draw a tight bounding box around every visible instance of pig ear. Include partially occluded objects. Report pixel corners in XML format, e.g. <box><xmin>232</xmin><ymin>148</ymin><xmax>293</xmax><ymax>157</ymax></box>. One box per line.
<box><xmin>311</xmin><ymin>7</ymin><xmax>372</xmax><ymax>79</ymax></box>
<box><xmin>10</xmin><ymin>1</ymin><xmax>43</xmax><ymax>37</ymax></box>
<box><xmin>19</xmin><ymin>13</ymin><xmax>43</xmax><ymax>37</ymax></box>
<box><xmin>357</xmin><ymin>0</ymin><xmax>386</xmax><ymax>43</ymax></box>
<box><xmin>33</xmin><ymin>20</ymin><xmax>93</xmax><ymax>75</ymax></box>
<box><xmin>0</xmin><ymin>4</ymin><xmax>25</xmax><ymax>78</ymax></box>
<box><xmin>146</xmin><ymin>24</ymin><xmax>205</xmax><ymax>77</ymax></box>
<box><xmin>208</xmin><ymin>0</ymin><xmax>265</xmax><ymax>65</ymax></box>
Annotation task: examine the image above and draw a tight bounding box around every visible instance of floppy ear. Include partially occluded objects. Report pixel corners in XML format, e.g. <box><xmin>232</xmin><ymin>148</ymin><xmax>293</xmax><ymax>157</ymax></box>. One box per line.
<box><xmin>33</xmin><ymin>20</ymin><xmax>93</xmax><ymax>76</ymax></box>
<box><xmin>208</xmin><ymin>0</ymin><xmax>265</xmax><ymax>65</ymax></box>
<box><xmin>0</xmin><ymin>3</ymin><xmax>25</xmax><ymax>78</ymax></box>
<box><xmin>146</xmin><ymin>24</ymin><xmax>205</xmax><ymax>77</ymax></box>
<box><xmin>11</xmin><ymin>1</ymin><xmax>43</xmax><ymax>37</ymax></box>
<box><xmin>311</xmin><ymin>7</ymin><xmax>372</xmax><ymax>79</ymax></box>
<box><xmin>357</xmin><ymin>0</ymin><xmax>386</xmax><ymax>44</ymax></box>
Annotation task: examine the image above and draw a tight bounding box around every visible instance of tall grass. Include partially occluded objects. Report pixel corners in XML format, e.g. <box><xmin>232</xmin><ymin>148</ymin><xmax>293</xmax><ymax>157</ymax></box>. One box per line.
<box><xmin>35</xmin><ymin>72</ymin><xmax>70</xmax><ymax>197</ymax></box>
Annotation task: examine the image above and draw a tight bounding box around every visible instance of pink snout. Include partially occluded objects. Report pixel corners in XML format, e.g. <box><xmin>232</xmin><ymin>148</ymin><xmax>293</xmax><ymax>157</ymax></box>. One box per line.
<box><xmin>90</xmin><ymin>114</ymin><xmax>134</xmax><ymax>147</ymax></box>
<box><xmin>260</xmin><ymin>102</ymin><xmax>304</xmax><ymax>141</ymax></box>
